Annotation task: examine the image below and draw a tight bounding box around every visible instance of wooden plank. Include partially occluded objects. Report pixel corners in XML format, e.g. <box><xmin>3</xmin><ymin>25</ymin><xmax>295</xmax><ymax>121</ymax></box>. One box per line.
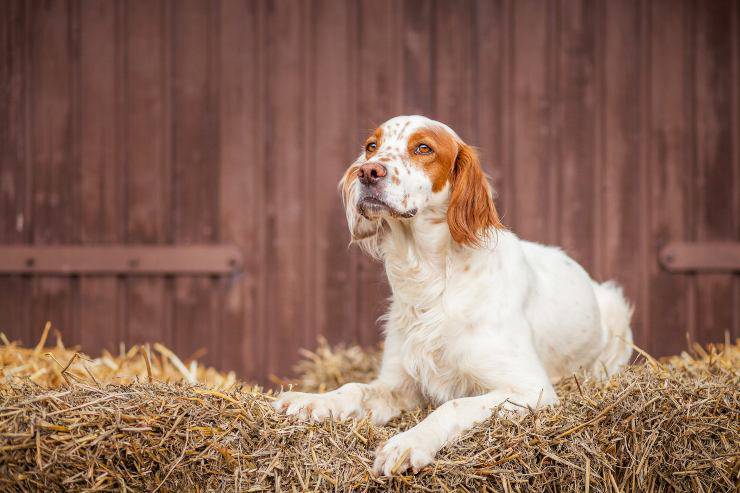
<box><xmin>0</xmin><ymin>0</ymin><xmax>31</xmax><ymax>343</ymax></box>
<box><xmin>311</xmin><ymin>0</ymin><xmax>355</xmax><ymax>348</ymax></box>
<box><xmin>646</xmin><ymin>0</ymin><xmax>693</xmax><ymax>357</ymax></box>
<box><xmin>171</xmin><ymin>0</ymin><xmax>221</xmax><ymax>368</ymax></box>
<box><xmin>124</xmin><ymin>0</ymin><xmax>173</xmax><ymax>347</ymax></box>
<box><xmin>28</xmin><ymin>0</ymin><xmax>80</xmax><ymax>344</ymax></box>
<box><xmin>218</xmin><ymin>0</ymin><xmax>263</xmax><ymax>381</ymax></box>
<box><xmin>637</xmin><ymin>0</ymin><xmax>653</xmax><ymax>356</ymax></box>
<box><xmin>601</xmin><ymin>0</ymin><xmax>645</xmax><ymax>349</ymax></box>
<box><xmin>556</xmin><ymin>0</ymin><xmax>597</xmax><ymax>271</ymax></box>
<box><xmin>509</xmin><ymin>0</ymin><xmax>554</xmax><ymax>242</ymax></box>
<box><xmin>659</xmin><ymin>243</ymin><xmax>740</xmax><ymax>273</ymax></box>
<box><xmin>475</xmin><ymin>0</ymin><xmax>508</xmax><ymax>221</ymax></box>
<box><xmin>402</xmin><ymin>0</ymin><xmax>435</xmax><ymax>116</ymax></box>
<box><xmin>354</xmin><ymin>0</ymin><xmax>401</xmax><ymax>347</ymax></box>
<box><xmin>0</xmin><ymin>245</ymin><xmax>243</xmax><ymax>274</ymax></box>
<box><xmin>78</xmin><ymin>0</ymin><xmax>121</xmax><ymax>354</ymax></box>
<box><xmin>434</xmin><ymin>0</ymin><xmax>475</xmax><ymax>138</ymax></box>
<box><xmin>6</xmin><ymin>0</ymin><xmax>738</xmax><ymax>376</ymax></box>
<box><xmin>693</xmin><ymin>0</ymin><xmax>736</xmax><ymax>345</ymax></box>
<box><xmin>734</xmin><ymin>0</ymin><xmax>740</xmax><ymax>341</ymax></box>
<box><xmin>263</xmin><ymin>0</ymin><xmax>310</xmax><ymax>378</ymax></box>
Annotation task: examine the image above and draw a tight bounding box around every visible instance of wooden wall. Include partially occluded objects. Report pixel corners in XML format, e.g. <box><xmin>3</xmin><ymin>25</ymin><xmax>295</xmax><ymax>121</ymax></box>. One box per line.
<box><xmin>1</xmin><ymin>0</ymin><xmax>738</xmax><ymax>384</ymax></box>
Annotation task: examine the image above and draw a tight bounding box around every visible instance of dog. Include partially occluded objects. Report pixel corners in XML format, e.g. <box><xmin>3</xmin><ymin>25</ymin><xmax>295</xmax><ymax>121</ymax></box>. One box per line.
<box><xmin>273</xmin><ymin>115</ymin><xmax>634</xmax><ymax>476</ymax></box>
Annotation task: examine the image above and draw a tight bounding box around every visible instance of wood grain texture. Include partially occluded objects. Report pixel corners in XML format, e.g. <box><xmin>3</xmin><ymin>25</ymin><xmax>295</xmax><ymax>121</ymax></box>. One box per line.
<box><xmin>601</xmin><ymin>0</ymin><xmax>645</xmax><ymax>348</ymax></box>
<box><xmin>0</xmin><ymin>0</ymin><xmax>31</xmax><ymax>343</ymax></box>
<box><xmin>734</xmin><ymin>0</ymin><xmax>740</xmax><ymax>340</ymax></box>
<box><xmin>0</xmin><ymin>245</ymin><xmax>242</xmax><ymax>274</ymax></box>
<box><xmin>509</xmin><ymin>0</ymin><xmax>554</xmax><ymax>243</ymax></box>
<box><xmin>659</xmin><ymin>242</ymin><xmax>740</xmax><ymax>272</ymax></box>
<box><xmin>0</xmin><ymin>0</ymin><xmax>737</xmax><ymax>382</ymax></box>
<box><xmin>312</xmin><ymin>0</ymin><xmax>356</xmax><ymax>347</ymax></box>
<box><xmin>475</xmin><ymin>0</ymin><xmax>507</xmax><ymax>219</ymax></box>
<box><xmin>171</xmin><ymin>0</ymin><xmax>220</xmax><ymax>367</ymax></box>
<box><xmin>693</xmin><ymin>0</ymin><xmax>736</xmax><ymax>345</ymax></box>
<box><xmin>124</xmin><ymin>0</ymin><xmax>173</xmax><ymax>348</ymax></box>
<box><xmin>556</xmin><ymin>0</ymin><xmax>597</xmax><ymax>272</ymax></box>
<box><xmin>402</xmin><ymin>0</ymin><xmax>435</xmax><ymax>116</ymax></box>
<box><xmin>217</xmin><ymin>0</ymin><xmax>263</xmax><ymax>380</ymax></box>
<box><xmin>646</xmin><ymin>0</ymin><xmax>693</xmax><ymax>356</ymax></box>
<box><xmin>263</xmin><ymin>0</ymin><xmax>310</xmax><ymax>379</ymax></box>
<box><xmin>434</xmin><ymin>0</ymin><xmax>475</xmax><ymax>139</ymax></box>
<box><xmin>28</xmin><ymin>0</ymin><xmax>80</xmax><ymax>344</ymax></box>
<box><xmin>78</xmin><ymin>0</ymin><xmax>121</xmax><ymax>353</ymax></box>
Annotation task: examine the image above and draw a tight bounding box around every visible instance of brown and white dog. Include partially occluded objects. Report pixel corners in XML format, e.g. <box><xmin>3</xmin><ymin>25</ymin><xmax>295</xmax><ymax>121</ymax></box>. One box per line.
<box><xmin>273</xmin><ymin>115</ymin><xmax>633</xmax><ymax>476</ymax></box>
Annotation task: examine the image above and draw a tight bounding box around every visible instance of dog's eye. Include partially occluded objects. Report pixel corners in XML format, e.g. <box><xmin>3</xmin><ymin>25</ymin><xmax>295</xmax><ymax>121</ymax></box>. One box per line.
<box><xmin>366</xmin><ymin>142</ymin><xmax>377</xmax><ymax>153</ymax></box>
<box><xmin>415</xmin><ymin>144</ymin><xmax>433</xmax><ymax>155</ymax></box>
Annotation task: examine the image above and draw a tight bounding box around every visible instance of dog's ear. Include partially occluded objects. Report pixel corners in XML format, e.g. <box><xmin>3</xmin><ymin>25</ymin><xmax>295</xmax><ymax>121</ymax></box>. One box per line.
<box><xmin>339</xmin><ymin>159</ymin><xmax>384</xmax><ymax>258</ymax></box>
<box><xmin>446</xmin><ymin>143</ymin><xmax>503</xmax><ymax>246</ymax></box>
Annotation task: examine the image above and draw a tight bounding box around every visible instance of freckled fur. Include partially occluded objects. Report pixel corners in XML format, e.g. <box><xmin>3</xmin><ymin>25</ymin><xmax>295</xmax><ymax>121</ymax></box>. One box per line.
<box><xmin>277</xmin><ymin>115</ymin><xmax>634</xmax><ymax>477</ymax></box>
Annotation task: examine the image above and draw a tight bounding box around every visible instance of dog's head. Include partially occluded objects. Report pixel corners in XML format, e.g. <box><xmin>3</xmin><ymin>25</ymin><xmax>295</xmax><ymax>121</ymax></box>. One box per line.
<box><xmin>340</xmin><ymin>115</ymin><xmax>503</xmax><ymax>254</ymax></box>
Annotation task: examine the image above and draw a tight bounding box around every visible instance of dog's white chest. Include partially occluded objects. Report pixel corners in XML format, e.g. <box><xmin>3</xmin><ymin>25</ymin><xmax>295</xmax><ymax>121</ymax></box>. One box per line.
<box><xmin>399</xmin><ymin>320</ymin><xmax>487</xmax><ymax>405</ymax></box>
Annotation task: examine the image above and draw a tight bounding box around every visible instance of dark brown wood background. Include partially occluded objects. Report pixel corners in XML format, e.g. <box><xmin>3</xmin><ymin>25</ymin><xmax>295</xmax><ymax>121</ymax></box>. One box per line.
<box><xmin>1</xmin><ymin>0</ymin><xmax>738</xmax><ymax>384</ymax></box>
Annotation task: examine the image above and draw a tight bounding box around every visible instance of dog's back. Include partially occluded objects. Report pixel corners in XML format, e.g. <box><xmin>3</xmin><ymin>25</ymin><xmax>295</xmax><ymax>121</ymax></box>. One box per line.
<box><xmin>519</xmin><ymin>238</ymin><xmax>634</xmax><ymax>382</ymax></box>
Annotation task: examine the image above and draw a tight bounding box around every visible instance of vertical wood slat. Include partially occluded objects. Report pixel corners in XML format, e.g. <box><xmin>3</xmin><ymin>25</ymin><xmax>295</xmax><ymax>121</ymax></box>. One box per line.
<box><xmin>601</xmin><ymin>0</ymin><xmax>644</xmax><ymax>349</ymax></box>
<box><xmin>434</xmin><ymin>0</ymin><xmax>475</xmax><ymax>139</ymax></box>
<box><xmin>637</xmin><ymin>0</ymin><xmax>653</xmax><ymax>354</ymax></box>
<box><xmin>475</xmin><ymin>0</ymin><xmax>507</xmax><ymax>218</ymax></box>
<box><xmin>312</xmin><ymin>0</ymin><xmax>355</xmax><ymax>347</ymax></box>
<box><xmin>402</xmin><ymin>0</ymin><xmax>435</xmax><ymax>116</ymax></box>
<box><xmin>0</xmin><ymin>0</ymin><xmax>30</xmax><ymax>343</ymax></box>
<box><xmin>734</xmin><ymin>0</ymin><xmax>740</xmax><ymax>340</ymax></box>
<box><xmin>509</xmin><ymin>0</ymin><xmax>553</xmax><ymax>243</ymax></box>
<box><xmin>28</xmin><ymin>0</ymin><xmax>79</xmax><ymax>343</ymax></box>
<box><xmin>124</xmin><ymin>0</ymin><xmax>172</xmax><ymax>348</ymax></box>
<box><xmin>171</xmin><ymin>0</ymin><xmax>220</xmax><ymax>367</ymax></box>
<box><xmin>78</xmin><ymin>0</ymin><xmax>121</xmax><ymax>353</ymax></box>
<box><xmin>693</xmin><ymin>0</ymin><xmax>736</xmax><ymax>345</ymax></box>
<box><xmin>556</xmin><ymin>0</ymin><xmax>597</xmax><ymax>272</ymax></box>
<box><xmin>646</xmin><ymin>0</ymin><xmax>693</xmax><ymax>356</ymax></box>
<box><xmin>218</xmin><ymin>0</ymin><xmax>262</xmax><ymax>379</ymax></box>
<box><xmin>263</xmin><ymin>0</ymin><xmax>310</xmax><ymax>379</ymax></box>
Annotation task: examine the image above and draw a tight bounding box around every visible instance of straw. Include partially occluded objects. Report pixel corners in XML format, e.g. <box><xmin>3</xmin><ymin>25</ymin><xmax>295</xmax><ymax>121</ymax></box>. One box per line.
<box><xmin>0</xmin><ymin>331</ymin><xmax>737</xmax><ymax>492</ymax></box>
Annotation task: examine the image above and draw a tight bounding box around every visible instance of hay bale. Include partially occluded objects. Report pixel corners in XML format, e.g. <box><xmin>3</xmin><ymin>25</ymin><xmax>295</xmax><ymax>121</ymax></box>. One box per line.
<box><xmin>0</xmin><ymin>323</ymin><xmax>239</xmax><ymax>389</ymax></box>
<box><xmin>0</xmin><ymin>330</ymin><xmax>738</xmax><ymax>492</ymax></box>
<box><xmin>291</xmin><ymin>337</ymin><xmax>380</xmax><ymax>392</ymax></box>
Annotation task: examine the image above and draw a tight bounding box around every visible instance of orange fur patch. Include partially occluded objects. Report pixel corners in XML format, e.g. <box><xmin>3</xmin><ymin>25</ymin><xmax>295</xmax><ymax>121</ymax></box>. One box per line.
<box><xmin>447</xmin><ymin>144</ymin><xmax>503</xmax><ymax>246</ymax></box>
<box><xmin>364</xmin><ymin>127</ymin><xmax>383</xmax><ymax>158</ymax></box>
<box><xmin>406</xmin><ymin>127</ymin><xmax>458</xmax><ymax>193</ymax></box>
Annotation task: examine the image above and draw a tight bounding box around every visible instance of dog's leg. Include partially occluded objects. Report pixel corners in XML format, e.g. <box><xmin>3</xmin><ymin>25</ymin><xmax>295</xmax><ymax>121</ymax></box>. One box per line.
<box><xmin>273</xmin><ymin>337</ymin><xmax>422</xmax><ymax>425</ymax></box>
<box><xmin>272</xmin><ymin>379</ymin><xmax>420</xmax><ymax>425</ymax></box>
<box><xmin>373</xmin><ymin>385</ymin><xmax>557</xmax><ymax>476</ymax></box>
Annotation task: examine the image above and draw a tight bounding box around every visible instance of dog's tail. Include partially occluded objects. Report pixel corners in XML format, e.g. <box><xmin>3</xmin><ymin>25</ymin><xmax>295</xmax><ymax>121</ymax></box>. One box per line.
<box><xmin>591</xmin><ymin>280</ymin><xmax>634</xmax><ymax>378</ymax></box>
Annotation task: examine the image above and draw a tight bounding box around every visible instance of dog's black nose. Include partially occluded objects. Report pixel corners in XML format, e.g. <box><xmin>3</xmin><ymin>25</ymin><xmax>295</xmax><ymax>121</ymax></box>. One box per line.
<box><xmin>358</xmin><ymin>162</ymin><xmax>387</xmax><ymax>185</ymax></box>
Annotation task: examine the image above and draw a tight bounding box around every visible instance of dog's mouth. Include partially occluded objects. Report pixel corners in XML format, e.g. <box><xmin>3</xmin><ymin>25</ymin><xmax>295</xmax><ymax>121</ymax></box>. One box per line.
<box><xmin>358</xmin><ymin>196</ymin><xmax>417</xmax><ymax>220</ymax></box>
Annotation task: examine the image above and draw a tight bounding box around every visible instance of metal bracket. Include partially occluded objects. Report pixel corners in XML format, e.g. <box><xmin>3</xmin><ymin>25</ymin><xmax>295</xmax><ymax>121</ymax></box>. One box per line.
<box><xmin>0</xmin><ymin>245</ymin><xmax>243</xmax><ymax>275</ymax></box>
<box><xmin>659</xmin><ymin>242</ymin><xmax>740</xmax><ymax>273</ymax></box>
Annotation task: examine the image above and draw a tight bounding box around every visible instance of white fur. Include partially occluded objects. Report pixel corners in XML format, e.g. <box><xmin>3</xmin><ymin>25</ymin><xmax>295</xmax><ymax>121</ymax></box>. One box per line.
<box><xmin>273</xmin><ymin>115</ymin><xmax>634</xmax><ymax>476</ymax></box>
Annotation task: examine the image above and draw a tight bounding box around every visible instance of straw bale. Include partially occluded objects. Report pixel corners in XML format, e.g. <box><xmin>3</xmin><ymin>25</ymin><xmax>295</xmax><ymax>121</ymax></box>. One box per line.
<box><xmin>0</xmin><ymin>328</ymin><xmax>738</xmax><ymax>492</ymax></box>
<box><xmin>0</xmin><ymin>323</ymin><xmax>239</xmax><ymax>390</ymax></box>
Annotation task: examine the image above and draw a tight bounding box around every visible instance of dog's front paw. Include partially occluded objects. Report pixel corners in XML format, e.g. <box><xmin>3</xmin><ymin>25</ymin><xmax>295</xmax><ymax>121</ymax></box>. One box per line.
<box><xmin>272</xmin><ymin>390</ymin><xmax>363</xmax><ymax>422</ymax></box>
<box><xmin>373</xmin><ymin>430</ymin><xmax>437</xmax><ymax>476</ymax></box>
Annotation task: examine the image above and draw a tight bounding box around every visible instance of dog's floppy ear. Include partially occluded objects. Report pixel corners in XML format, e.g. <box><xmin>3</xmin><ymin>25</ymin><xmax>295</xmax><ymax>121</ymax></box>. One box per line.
<box><xmin>446</xmin><ymin>143</ymin><xmax>503</xmax><ymax>246</ymax></box>
<box><xmin>339</xmin><ymin>159</ymin><xmax>384</xmax><ymax>258</ymax></box>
